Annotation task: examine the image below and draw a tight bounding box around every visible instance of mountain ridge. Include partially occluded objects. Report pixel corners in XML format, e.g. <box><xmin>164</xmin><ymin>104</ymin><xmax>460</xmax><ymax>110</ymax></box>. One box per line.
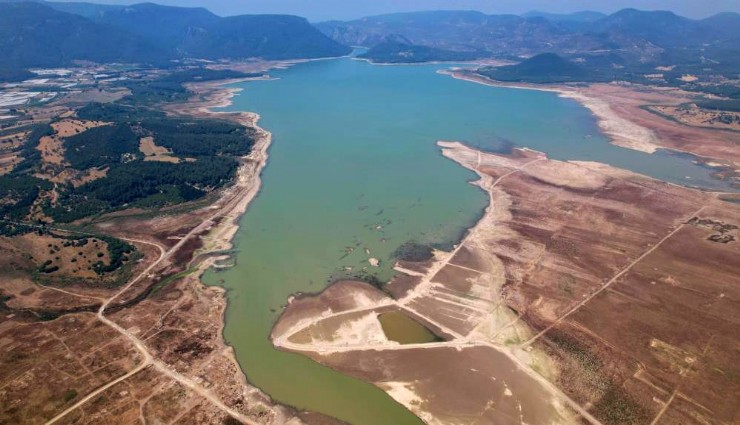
<box><xmin>317</xmin><ymin>8</ymin><xmax>740</xmax><ymax>77</ymax></box>
<box><xmin>0</xmin><ymin>2</ymin><xmax>171</xmax><ymax>69</ymax></box>
<box><xmin>0</xmin><ymin>0</ymin><xmax>351</xmax><ymax>80</ymax></box>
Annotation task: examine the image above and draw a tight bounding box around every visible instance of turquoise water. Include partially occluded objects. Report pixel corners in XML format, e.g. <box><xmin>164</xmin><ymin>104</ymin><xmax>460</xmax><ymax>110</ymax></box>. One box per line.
<box><xmin>204</xmin><ymin>57</ymin><xmax>731</xmax><ymax>424</ymax></box>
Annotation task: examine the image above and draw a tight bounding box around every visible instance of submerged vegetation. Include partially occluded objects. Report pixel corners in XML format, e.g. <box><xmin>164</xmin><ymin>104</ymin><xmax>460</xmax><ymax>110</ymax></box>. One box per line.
<box><xmin>391</xmin><ymin>241</ymin><xmax>435</xmax><ymax>262</ymax></box>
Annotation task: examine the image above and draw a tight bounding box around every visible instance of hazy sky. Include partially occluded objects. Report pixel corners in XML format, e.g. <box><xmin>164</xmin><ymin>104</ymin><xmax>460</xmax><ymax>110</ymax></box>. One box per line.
<box><xmin>55</xmin><ymin>0</ymin><xmax>740</xmax><ymax>21</ymax></box>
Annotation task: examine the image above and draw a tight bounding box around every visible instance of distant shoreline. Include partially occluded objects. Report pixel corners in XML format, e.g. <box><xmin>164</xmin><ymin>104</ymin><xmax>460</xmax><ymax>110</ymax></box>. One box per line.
<box><xmin>353</xmin><ymin>56</ymin><xmax>512</xmax><ymax>67</ymax></box>
<box><xmin>443</xmin><ymin>69</ymin><xmax>740</xmax><ymax>177</ymax></box>
<box><xmin>440</xmin><ymin>69</ymin><xmax>665</xmax><ymax>154</ymax></box>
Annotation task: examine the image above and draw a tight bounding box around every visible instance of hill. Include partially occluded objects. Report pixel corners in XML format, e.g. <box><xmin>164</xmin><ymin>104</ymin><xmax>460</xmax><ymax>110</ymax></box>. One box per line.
<box><xmin>0</xmin><ymin>1</ymin><xmax>351</xmax><ymax>80</ymax></box>
<box><xmin>0</xmin><ymin>67</ymin><xmax>36</xmax><ymax>83</ymax></box>
<box><xmin>522</xmin><ymin>10</ymin><xmax>606</xmax><ymax>22</ymax></box>
<box><xmin>0</xmin><ymin>2</ymin><xmax>169</xmax><ymax>70</ymax></box>
<box><xmin>56</xmin><ymin>1</ymin><xmax>351</xmax><ymax>60</ymax></box>
<box><xmin>359</xmin><ymin>36</ymin><xmax>486</xmax><ymax>63</ymax></box>
<box><xmin>79</xmin><ymin>3</ymin><xmax>220</xmax><ymax>50</ymax></box>
<box><xmin>318</xmin><ymin>11</ymin><xmax>592</xmax><ymax>55</ymax></box>
<box><xmin>179</xmin><ymin>14</ymin><xmax>350</xmax><ymax>60</ymax></box>
<box><xmin>592</xmin><ymin>9</ymin><xmax>703</xmax><ymax>49</ymax></box>
<box><xmin>0</xmin><ymin>0</ymin><xmax>124</xmax><ymax>17</ymax></box>
<box><xmin>42</xmin><ymin>0</ymin><xmax>122</xmax><ymax>18</ymax></box>
<box><xmin>317</xmin><ymin>8</ymin><xmax>740</xmax><ymax>76</ymax></box>
<box><xmin>479</xmin><ymin>53</ymin><xmax>596</xmax><ymax>83</ymax></box>
<box><xmin>317</xmin><ymin>11</ymin><xmax>601</xmax><ymax>56</ymax></box>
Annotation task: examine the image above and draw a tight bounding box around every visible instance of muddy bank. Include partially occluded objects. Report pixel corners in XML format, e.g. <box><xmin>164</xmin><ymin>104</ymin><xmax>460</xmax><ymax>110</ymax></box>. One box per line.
<box><xmin>167</xmin><ymin>75</ymin><xmax>315</xmax><ymax>423</ymax></box>
<box><xmin>269</xmin><ymin>144</ymin><xmax>592</xmax><ymax>424</ymax></box>
<box><xmin>444</xmin><ymin>70</ymin><xmax>740</xmax><ymax>171</ymax></box>
<box><xmin>271</xmin><ymin>139</ymin><xmax>740</xmax><ymax>424</ymax></box>
<box><xmin>272</xmin><ymin>277</ymin><xmax>581</xmax><ymax>425</ymax></box>
<box><xmin>439</xmin><ymin>142</ymin><xmax>739</xmax><ymax>424</ymax></box>
<box><xmin>101</xmin><ymin>67</ymin><xmax>309</xmax><ymax>423</ymax></box>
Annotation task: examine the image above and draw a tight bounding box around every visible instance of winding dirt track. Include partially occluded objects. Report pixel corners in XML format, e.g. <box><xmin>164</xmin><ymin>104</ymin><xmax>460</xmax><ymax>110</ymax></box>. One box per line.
<box><xmin>43</xmin><ymin>123</ymin><xmax>272</xmax><ymax>425</ymax></box>
<box><xmin>44</xmin><ymin>229</ymin><xmax>260</xmax><ymax>425</ymax></box>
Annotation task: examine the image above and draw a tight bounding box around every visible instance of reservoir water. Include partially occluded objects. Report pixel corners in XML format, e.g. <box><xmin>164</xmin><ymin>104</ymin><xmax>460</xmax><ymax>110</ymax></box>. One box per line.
<box><xmin>378</xmin><ymin>311</ymin><xmax>442</xmax><ymax>344</ymax></box>
<box><xmin>204</xmin><ymin>56</ymin><xmax>732</xmax><ymax>424</ymax></box>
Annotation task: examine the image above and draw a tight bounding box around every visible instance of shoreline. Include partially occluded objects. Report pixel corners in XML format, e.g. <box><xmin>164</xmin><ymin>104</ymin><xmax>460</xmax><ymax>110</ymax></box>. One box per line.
<box><xmin>164</xmin><ymin>75</ymin><xmax>300</xmax><ymax>418</ymax></box>
<box><xmin>443</xmin><ymin>70</ymin><xmax>740</xmax><ymax>172</ymax></box>
<box><xmin>269</xmin><ymin>142</ymin><xmax>601</xmax><ymax>424</ymax></box>
<box><xmin>169</xmin><ymin>59</ymin><xmax>735</xmax><ymax>423</ymax></box>
<box><xmin>352</xmin><ymin>56</ymin><xmax>512</xmax><ymax>68</ymax></box>
<box><xmin>269</xmin><ymin>138</ymin><xmax>737</xmax><ymax>424</ymax></box>
<box><xmin>440</xmin><ymin>69</ymin><xmax>665</xmax><ymax>154</ymax></box>
<box><xmin>164</xmin><ymin>74</ymin><xmax>275</xmax><ymax>265</ymax></box>
<box><xmin>184</xmin><ymin>66</ymin><xmax>428</xmax><ymax>425</ymax></box>
<box><xmin>165</xmin><ymin>58</ymin><xmax>738</xmax><ymax>424</ymax></box>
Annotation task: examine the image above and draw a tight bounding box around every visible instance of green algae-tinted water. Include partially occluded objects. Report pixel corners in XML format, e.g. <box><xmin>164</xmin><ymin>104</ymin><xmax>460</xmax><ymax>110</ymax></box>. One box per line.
<box><xmin>204</xmin><ymin>57</ymin><xmax>733</xmax><ymax>425</ymax></box>
<box><xmin>378</xmin><ymin>312</ymin><xmax>441</xmax><ymax>344</ymax></box>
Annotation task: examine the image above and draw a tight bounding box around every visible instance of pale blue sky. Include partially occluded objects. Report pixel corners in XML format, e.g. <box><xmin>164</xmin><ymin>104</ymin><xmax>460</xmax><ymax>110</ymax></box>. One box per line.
<box><xmin>53</xmin><ymin>0</ymin><xmax>740</xmax><ymax>20</ymax></box>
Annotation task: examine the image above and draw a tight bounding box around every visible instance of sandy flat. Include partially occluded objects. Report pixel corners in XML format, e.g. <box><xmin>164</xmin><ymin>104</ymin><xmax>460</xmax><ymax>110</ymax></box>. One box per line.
<box><xmin>445</xmin><ymin>70</ymin><xmax>740</xmax><ymax>167</ymax></box>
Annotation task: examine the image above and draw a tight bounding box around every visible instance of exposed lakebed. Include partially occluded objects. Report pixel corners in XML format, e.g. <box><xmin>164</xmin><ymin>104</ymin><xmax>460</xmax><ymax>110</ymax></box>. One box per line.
<box><xmin>204</xmin><ymin>56</ymin><xmax>731</xmax><ymax>424</ymax></box>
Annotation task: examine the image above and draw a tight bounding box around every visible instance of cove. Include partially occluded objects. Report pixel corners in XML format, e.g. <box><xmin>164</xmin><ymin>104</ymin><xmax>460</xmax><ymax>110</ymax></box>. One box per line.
<box><xmin>204</xmin><ymin>56</ymin><xmax>731</xmax><ymax>424</ymax></box>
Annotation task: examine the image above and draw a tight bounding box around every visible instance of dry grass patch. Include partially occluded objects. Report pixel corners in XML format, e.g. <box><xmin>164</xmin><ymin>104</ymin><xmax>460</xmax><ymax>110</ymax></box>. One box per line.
<box><xmin>14</xmin><ymin>233</ymin><xmax>112</xmax><ymax>280</ymax></box>
<box><xmin>71</xmin><ymin>167</ymin><xmax>109</xmax><ymax>187</ymax></box>
<box><xmin>0</xmin><ymin>130</ymin><xmax>29</xmax><ymax>146</ymax></box>
<box><xmin>648</xmin><ymin>105</ymin><xmax>740</xmax><ymax>132</ymax></box>
<box><xmin>53</xmin><ymin>87</ymin><xmax>130</xmax><ymax>106</ymax></box>
<box><xmin>33</xmin><ymin>119</ymin><xmax>112</xmax><ymax>184</ymax></box>
<box><xmin>0</xmin><ymin>130</ymin><xmax>26</xmax><ymax>175</ymax></box>
<box><xmin>51</xmin><ymin>119</ymin><xmax>109</xmax><ymax>138</ymax></box>
<box><xmin>0</xmin><ymin>313</ymin><xmax>144</xmax><ymax>425</ymax></box>
<box><xmin>37</xmin><ymin>119</ymin><xmax>111</xmax><ymax>172</ymax></box>
<box><xmin>39</xmin><ymin>167</ymin><xmax>110</xmax><ymax>187</ymax></box>
<box><xmin>139</xmin><ymin>136</ymin><xmax>181</xmax><ymax>163</ymax></box>
<box><xmin>37</xmin><ymin>134</ymin><xmax>66</xmax><ymax>166</ymax></box>
<box><xmin>0</xmin><ymin>152</ymin><xmax>21</xmax><ymax>175</ymax></box>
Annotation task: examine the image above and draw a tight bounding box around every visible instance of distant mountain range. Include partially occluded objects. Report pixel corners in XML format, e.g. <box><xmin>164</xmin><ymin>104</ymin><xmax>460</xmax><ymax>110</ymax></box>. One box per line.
<box><xmin>1</xmin><ymin>1</ymin><xmax>738</xmax><ymax>90</ymax></box>
<box><xmin>0</xmin><ymin>2</ymin><xmax>168</xmax><ymax>67</ymax></box>
<box><xmin>357</xmin><ymin>35</ymin><xmax>488</xmax><ymax>64</ymax></box>
<box><xmin>318</xmin><ymin>9</ymin><xmax>740</xmax><ymax>75</ymax></box>
<box><xmin>521</xmin><ymin>10</ymin><xmax>607</xmax><ymax>23</ymax></box>
<box><xmin>0</xmin><ymin>1</ymin><xmax>351</xmax><ymax>80</ymax></box>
